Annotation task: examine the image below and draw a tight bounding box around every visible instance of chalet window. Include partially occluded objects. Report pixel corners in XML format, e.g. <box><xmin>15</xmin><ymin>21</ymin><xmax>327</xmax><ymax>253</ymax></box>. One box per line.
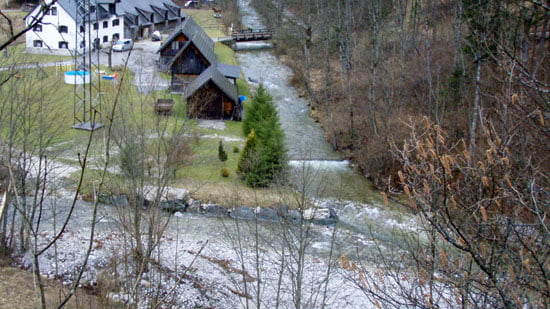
<box><xmin>103</xmin><ymin>21</ymin><xmax>108</xmax><ymax>28</ymax></box>
<box><xmin>51</xmin><ymin>7</ymin><xmax>57</xmax><ymax>16</ymax></box>
<box><xmin>93</xmin><ymin>23</ymin><xmax>98</xmax><ymax>30</ymax></box>
<box><xmin>33</xmin><ymin>24</ymin><xmax>42</xmax><ymax>32</ymax></box>
<box><xmin>112</xmin><ymin>19</ymin><xmax>119</xmax><ymax>27</ymax></box>
<box><xmin>90</xmin><ymin>6</ymin><xmax>95</xmax><ymax>13</ymax></box>
<box><xmin>58</xmin><ymin>25</ymin><xmax>68</xmax><ymax>33</ymax></box>
<box><xmin>112</xmin><ymin>33</ymin><xmax>119</xmax><ymax>40</ymax></box>
<box><xmin>58</xmin><ymin>41</ymin><xmax>68</xmax><ymax>49</ymax></box>
<box><xmin>80</xmin><ymin>41</ymin><xmax>85</xmax><ymax>48</ymax></box>
<box><xmin>33</xmin><ymin>40</ymin><xmax>43</xmax><ymax>47</ymax></box>
<box><xmin>79</xmin><ymin>26</ymin><xmax>85</xmax><ymax>33</ymax></box>
<box><xmin>171</xmin><ymin>41</ymin><xmax>179</xmax><ymax>50</ymax></box>
<box><xmin>103</xmin><ymin>35</ymin><xmax>108</xmax><ymax>43</ymax></box>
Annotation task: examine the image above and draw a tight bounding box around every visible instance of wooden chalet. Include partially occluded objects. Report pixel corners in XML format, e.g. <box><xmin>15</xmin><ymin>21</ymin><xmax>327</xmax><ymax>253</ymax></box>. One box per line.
<box><xmin>167</xmin><ymin>31</ymin><xmax>217</xmax><ymax>89</ymax></box>
<box><xmin>157</xmin><ymin>16</ymin><xmax>242</xmax><ymax>120</ymax></box>
<box><xmin>184</xmin><ymin>66</ymin><xmax>241</xmax><ymax>120</ymax></box>
<box><xmin>157</xmin><ymin>17</ymin><xmax>240</xmax><ymax>87</ymax></box>
<box><xmin>157</xmin><ymin>17</ymin><xmax>213</xmax><ymax>72</ymax></box>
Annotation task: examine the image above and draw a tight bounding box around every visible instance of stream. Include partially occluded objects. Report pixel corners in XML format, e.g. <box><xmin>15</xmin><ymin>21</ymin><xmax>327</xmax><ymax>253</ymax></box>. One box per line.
<box><xmin>236</xmin><ymin>0</ymin><xmax>379</xmax><ymax>203</ymax></box>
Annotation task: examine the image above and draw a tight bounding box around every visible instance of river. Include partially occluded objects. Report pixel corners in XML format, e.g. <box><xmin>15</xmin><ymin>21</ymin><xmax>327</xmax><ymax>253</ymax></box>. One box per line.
<box><xmin>235</xmin><ymin>0</ymin><xmax>381</xmax><ymax>203</ymax></box>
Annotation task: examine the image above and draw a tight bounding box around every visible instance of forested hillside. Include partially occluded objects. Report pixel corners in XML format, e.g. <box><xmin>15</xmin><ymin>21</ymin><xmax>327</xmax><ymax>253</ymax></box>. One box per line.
<box><xmin>248</xmin><ymin>0</ymin><xmax>549</xmax><ymax>306</ymax></box>
<box><xmin>251</xmin><ymin>0</ymin><xmax>547</xmax><ymax>189</ymax></box>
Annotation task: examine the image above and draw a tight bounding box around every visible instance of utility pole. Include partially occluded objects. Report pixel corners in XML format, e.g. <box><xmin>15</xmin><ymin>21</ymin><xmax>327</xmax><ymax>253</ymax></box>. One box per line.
<box><xmin>72</xmin><ymin>0</ymin><xmax>103</xmax><ymax>130</ymax></box>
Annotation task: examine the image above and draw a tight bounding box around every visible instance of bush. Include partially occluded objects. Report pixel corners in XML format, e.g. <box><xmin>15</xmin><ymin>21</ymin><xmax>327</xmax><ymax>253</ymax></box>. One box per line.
<box><xmin>171</xmin><ymin>96</ymin><xmax>187</xmax><ymax>119</ymax></box>
<box><xmin>218</xmin><ymin>140</ymin><xmax>228</xmax><ymax>163</ymax></box>
<box><xmin>233</xmin><ymin>145</ymin><xmax>240</xmax><ymax>153</ymax></box>
<box><xmin>220</xmin><ymin>167</ymin><xmax>230</xmax><ymax>177</ymax></box>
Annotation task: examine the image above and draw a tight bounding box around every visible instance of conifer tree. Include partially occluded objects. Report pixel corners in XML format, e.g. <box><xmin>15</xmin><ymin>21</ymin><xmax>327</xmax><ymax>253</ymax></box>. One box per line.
<box><xmin>218</xmin><ymin>140</ymin><xmax>228</xmax><ymax>164</ymax></box>
<box><xmin>238</xmin><ymin>85</ymin><xmax>286</xmax><ymax>187</ymax></box>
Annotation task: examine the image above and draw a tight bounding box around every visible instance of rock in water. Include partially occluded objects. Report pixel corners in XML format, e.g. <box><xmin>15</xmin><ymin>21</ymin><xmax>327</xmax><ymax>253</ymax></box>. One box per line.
<box><xmin>230</xmin><ymin>206</ymin><xmax>255</xmax><ymax>219</ymax></box>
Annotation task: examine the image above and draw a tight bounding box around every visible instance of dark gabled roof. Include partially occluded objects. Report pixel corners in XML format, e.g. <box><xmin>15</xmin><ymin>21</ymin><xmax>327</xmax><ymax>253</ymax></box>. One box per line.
<box><xmin>217</xmin><ymin>63</ymin><xmax>240</xmax><ymax>79</ymax></box>
<box><xmin>158</xmin><ymin>17</ymin><xmax>214</xmax><ymax>54</ymax></box>
<box><xmin>184</xmin><ymin>66</ymin><xmax>238</xmax><ymax>103</ymax></box>
<box><xmin>27</xmin><ymin>0</ymin><xmax>181</xmax><ymax>24</ymax></box>
<box><xmin>167</xmin><ymin>32</ymin><xmax>217</xmax><ymax>68</ymax></box>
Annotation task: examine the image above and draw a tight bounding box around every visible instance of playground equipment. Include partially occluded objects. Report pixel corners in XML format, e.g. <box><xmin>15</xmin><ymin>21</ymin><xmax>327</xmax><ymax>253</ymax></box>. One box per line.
<box><xmin>101</xmin><ymin>71</ymin><xmax>119</xmax><ymax>81</ymax></box>
<box><xmin>64</xmin><ymin>70</ymin><xmax>91</xmax><ymax>84</ymax></box>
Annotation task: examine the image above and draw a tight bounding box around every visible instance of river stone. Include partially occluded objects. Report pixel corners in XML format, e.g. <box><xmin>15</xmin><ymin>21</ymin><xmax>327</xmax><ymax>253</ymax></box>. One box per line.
<box><xmin>161</xmin><ymin>199</ymin><xmax>187</xmax><ymax>214</ymax></box>
<box><xmin>203</xmin><ymin>204</ymin><xmax>228</xmax><ymax>217</ymax></box>
<box><xmin>96</xmin><ymin>192</ymin><xmax>112</xmax><ymax>205</ymax></box>
<box><xmin>257</xmin><ymin>208</ymin><xmax>278</xmax><ymax>221</ymax></box>
<box><xmin>187</xmin><ymin>199</ymin><xmax>201</xmax><ymax>212</ymax></box>
<box><xmin>277</xmin><ymin>204</ymin><xmax>290</xmax><ymax>216</ymax></box>
<box><xmin>230</xmin><ymin>206</ymin><xmax>255</xmax><ymax>219</ymax></box>
<box><xmin>111</xmin><ymin>194</ymin><xmax>129</xmax><ymax>207</ymax></box>
<box><xmin>287</xmin><ymin>209</ymin><xmax>302</xmax><ymax>222</ymax></box>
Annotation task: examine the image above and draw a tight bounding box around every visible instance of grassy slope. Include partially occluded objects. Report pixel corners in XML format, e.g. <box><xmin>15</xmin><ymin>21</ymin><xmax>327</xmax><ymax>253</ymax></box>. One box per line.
<box><xmin>182</xmin><ymin>9</ymin><xmax>226</xmax><ymax>38</ymax></box>
<box><xmin>0</xmin><ymin>264</ymin><xmax>122</xmax><ymax>308</ymax></box>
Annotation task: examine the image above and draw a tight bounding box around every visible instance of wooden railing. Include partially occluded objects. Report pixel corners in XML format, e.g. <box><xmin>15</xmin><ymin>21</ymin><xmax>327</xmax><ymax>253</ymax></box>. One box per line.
<box><xmin>231</xmin><ymin>29</ymin><xmax>274</xmax><ymax>41</ymax></box>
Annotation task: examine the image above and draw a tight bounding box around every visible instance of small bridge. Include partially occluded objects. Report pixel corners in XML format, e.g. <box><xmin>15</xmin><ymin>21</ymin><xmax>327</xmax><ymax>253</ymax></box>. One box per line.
<box><xmin>231</xmin><ymin>29</ymin><xmax>274</xmax><ymax>41</ymax></box>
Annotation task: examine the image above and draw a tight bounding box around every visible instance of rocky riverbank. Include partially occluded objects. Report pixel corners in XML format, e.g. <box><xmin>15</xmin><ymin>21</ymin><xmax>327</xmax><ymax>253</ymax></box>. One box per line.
<box><xmin>12</xmin><ymin>191</ymin><xmax>411</xmax><ymax>308</ymax></box>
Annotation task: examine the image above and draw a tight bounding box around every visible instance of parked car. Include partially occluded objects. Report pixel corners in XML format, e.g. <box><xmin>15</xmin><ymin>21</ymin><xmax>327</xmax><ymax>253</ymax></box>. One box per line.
<box><xmin>151</xmin><ymin>31</ymin><xmax>162</xmax><ymax>41</ymax></box>
<box><xmin>112</xmin><ymin>39</ymin><xmax>133</xmax><ymax>52</ymax></box>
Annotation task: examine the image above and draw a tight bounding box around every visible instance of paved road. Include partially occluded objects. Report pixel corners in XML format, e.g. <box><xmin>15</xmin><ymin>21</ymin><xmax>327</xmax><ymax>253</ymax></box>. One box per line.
<box><xmin>97</xmin><ymin>40</ymin><xmax>170</xmax><ymax>93</ymax></box>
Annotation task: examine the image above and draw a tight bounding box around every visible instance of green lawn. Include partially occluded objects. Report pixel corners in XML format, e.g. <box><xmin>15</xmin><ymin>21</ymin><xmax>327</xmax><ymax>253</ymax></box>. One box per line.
<box><xmin>183</xmin><ymin>9</ymin><xmax>226</xmax><ymax>38</ymax></box>
<box><xmin>214</xmin><ymin>42</ymin><xmax>237</xmax><ymax>65</ymax></box>
<box><xmin>0</xmin><ymin>10</ymin><xmax>293</xmax><ymax>207</ymax></box>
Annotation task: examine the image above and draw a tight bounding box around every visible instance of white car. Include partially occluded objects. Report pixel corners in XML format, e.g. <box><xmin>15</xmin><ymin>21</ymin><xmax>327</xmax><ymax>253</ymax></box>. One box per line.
<box><xmin>112</xmin><ymin>39</ymin><xmax>133</xmax><ymax>52</ymax></box>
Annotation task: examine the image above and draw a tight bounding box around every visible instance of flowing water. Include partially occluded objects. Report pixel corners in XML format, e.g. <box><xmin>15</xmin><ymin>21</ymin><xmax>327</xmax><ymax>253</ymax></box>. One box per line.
<box><xmin>236</xmin><ymin>0</ymin><xmax>379</xmax><ymax>203</ymax></box>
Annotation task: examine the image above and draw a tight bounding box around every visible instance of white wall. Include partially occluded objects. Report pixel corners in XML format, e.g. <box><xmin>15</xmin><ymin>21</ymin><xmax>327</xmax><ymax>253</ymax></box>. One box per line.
<box><xmin>25</xmin><ymin>2</ymin><xmax>126</xmax><ymax>55</ymax></box>
<box><xmin>25</xmin><ymin>3</ymin><xmax>78</xmax><ymax>55</ymax></box>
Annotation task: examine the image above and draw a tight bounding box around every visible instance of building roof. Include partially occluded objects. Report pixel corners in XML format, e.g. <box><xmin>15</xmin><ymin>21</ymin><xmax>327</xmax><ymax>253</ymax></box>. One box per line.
<box><xmin>217</xmin><ymin>63</ymin><xmax>240</xmax><ymax>79</ymax></box>
<box><xmin>26</xmin><ymin>0</ymin><xmax>180</xmax><ymax>24</ymax></box>
<box><xmin>168</xmin><ymin>31</ymin><xmax>217</xmax><ymax>68</ymax></box>
<box><xmin>184</xmin><ymin>66</ymin><xmax>238</xmax><ymax>103</ymax></box>
<box><xmin>158</xmin><ymin>17</ymin><xmax>214</xmax><ymax>54</ymax></box>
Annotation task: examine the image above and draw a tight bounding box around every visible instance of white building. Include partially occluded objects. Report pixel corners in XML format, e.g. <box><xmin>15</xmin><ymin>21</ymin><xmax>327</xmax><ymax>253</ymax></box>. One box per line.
<box><xmin>25</xmin><ymin>0</ymin><xmax>183</xmax><ymax>55</ymax></box>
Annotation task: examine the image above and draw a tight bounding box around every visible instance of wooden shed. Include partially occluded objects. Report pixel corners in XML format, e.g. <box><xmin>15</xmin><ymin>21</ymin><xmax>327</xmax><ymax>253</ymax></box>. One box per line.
<box><xmin>184</xmin><ymin>66</ymin><xmax>240</xmax><ymax>120</ymax></box>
